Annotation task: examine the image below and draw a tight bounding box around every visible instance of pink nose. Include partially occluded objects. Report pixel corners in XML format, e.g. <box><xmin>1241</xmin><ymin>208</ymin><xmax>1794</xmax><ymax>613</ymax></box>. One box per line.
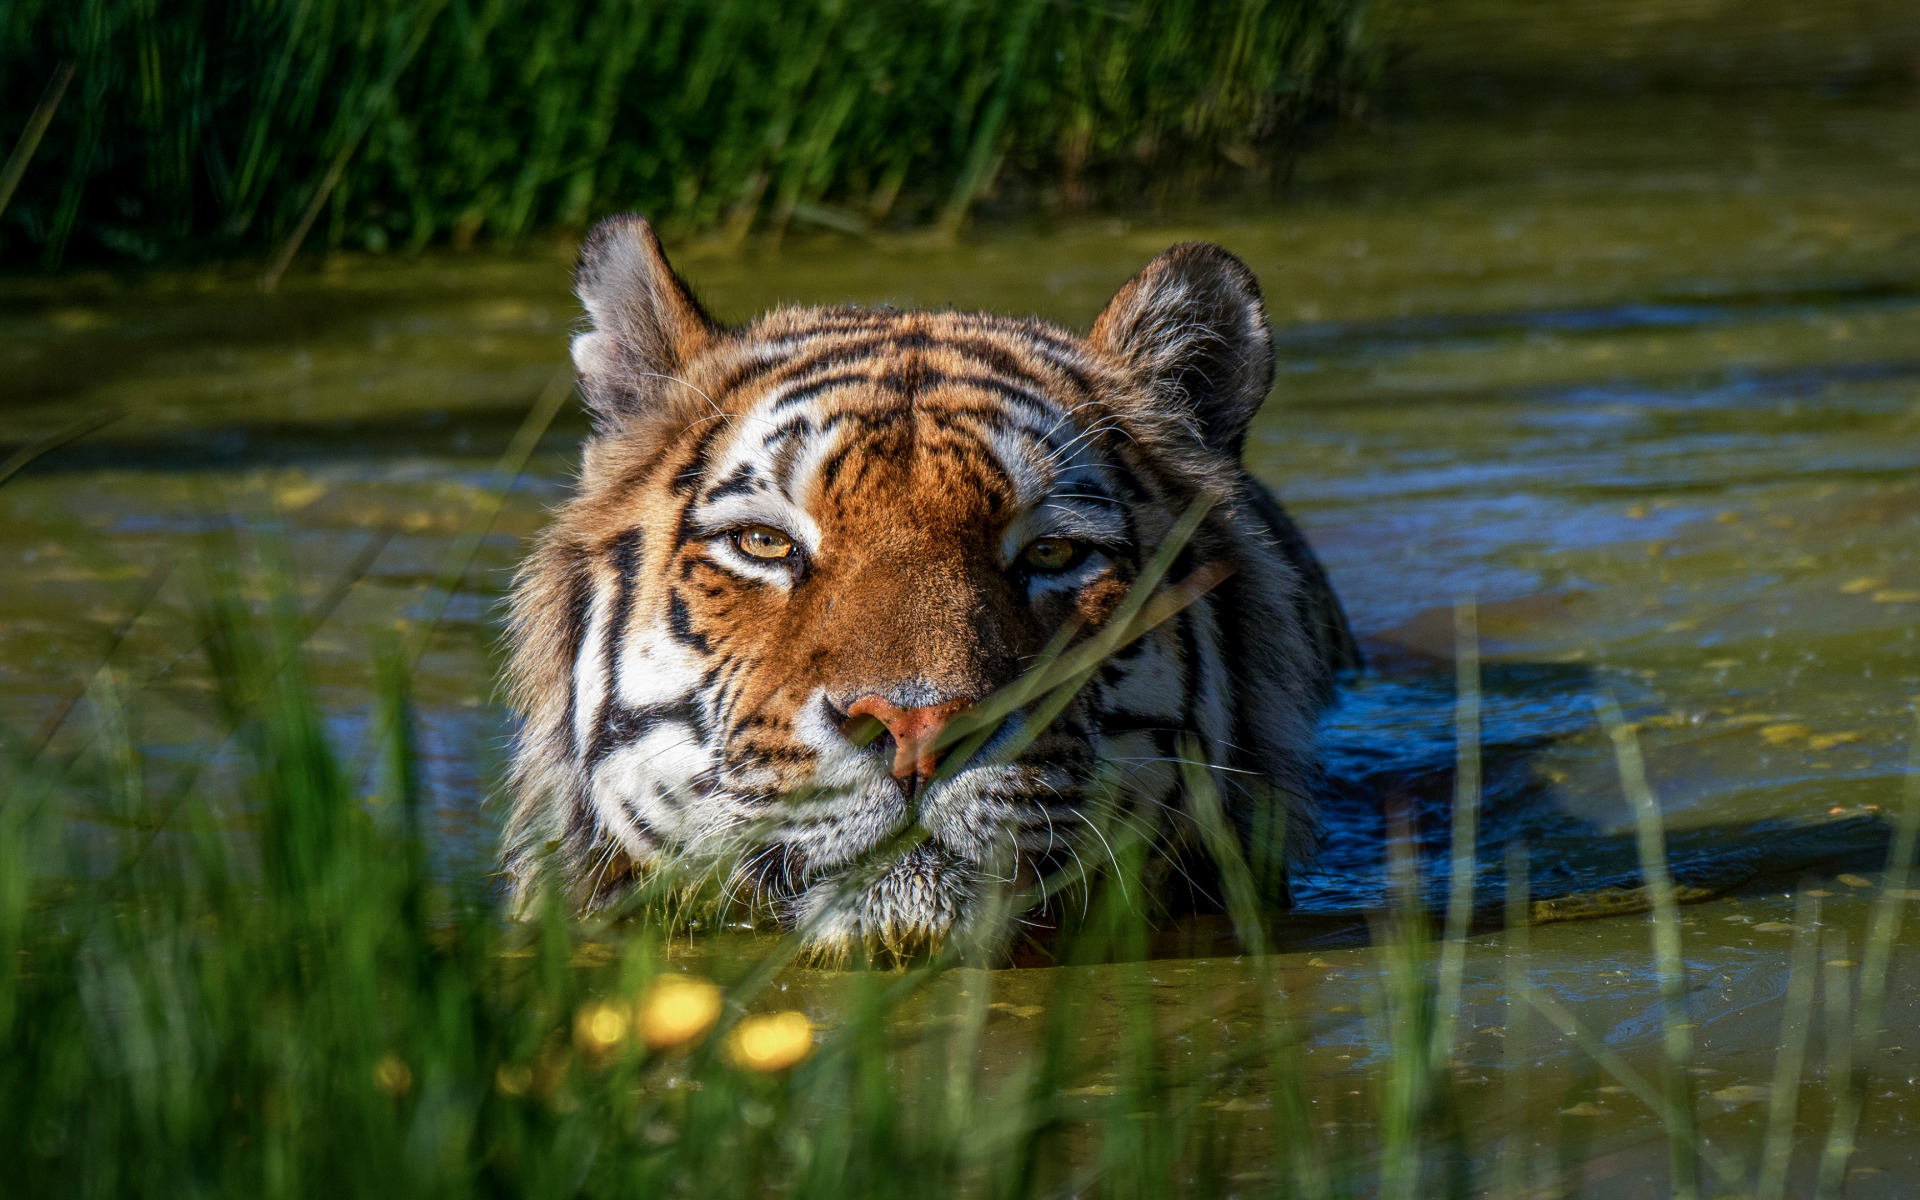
<box><xmin>844</xmin><ymin>696</ymin><xmax>972</xmax><ymax>785</ymax></box>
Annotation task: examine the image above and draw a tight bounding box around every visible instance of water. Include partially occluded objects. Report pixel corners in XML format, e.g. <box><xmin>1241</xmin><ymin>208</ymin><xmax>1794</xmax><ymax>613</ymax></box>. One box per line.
<box><xmin>5</xmin><ymin>0</ymin><xmax>1920</xmax><ymax>1189</ymax></box>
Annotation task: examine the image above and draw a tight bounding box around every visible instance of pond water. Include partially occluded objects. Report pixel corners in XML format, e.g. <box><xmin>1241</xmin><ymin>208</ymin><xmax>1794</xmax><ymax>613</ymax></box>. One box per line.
<box><xmin>5</xmin><ymin>0</ymin><xmax>1920</xmax><ymax>1191</ymax></box>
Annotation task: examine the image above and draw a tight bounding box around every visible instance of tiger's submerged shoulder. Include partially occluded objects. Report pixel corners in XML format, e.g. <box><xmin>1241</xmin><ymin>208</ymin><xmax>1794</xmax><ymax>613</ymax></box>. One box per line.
<box><xmin>504</xmin><ymin>215</ymin><xmax>1356</xmax><ymax>954</ymax></box>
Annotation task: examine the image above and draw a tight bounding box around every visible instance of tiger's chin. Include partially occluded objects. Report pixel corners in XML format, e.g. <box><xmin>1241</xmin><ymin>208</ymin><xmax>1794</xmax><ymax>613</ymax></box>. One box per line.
<box><xmin>734</xmin><ymin>756</ymin><xmax>1075</xmax><ymax>963</ymax></box>
<box><xmin>788</xmin><ymin>843</ymin><xmax>989</xmax><ymax>965</ymax></box>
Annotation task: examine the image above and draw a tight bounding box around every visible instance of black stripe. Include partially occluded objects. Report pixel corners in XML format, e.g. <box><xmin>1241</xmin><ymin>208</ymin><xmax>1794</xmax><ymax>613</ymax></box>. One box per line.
<box><xmin>763</xmin><ymin>364</ymin><xmax>1064</xmax><ymax>424</ymax></box>
<box><xmin>709</xmin><ymin>316</ymin><xmax>898</xmax><ymax>394</ymax></box>
<box><xmin>587</xmin><ymin>700</ymin><xmax>703</xmax><ymax>767</ymax></box>
<box><xmin>670</xmin><ymin>419</ymin><xmax>727</xmax><ymax>497</ymax></box>
<box><xmin>1094</xmin><ymin>711</ymin><xmax>1184</xmax><ymax>736</ymax></box>
<box><xmin>702</xmin><ymin>461</ymin><xmax>760</xmax><ymax>502</ymax></box>
<box><xmin>765</xmin><ymin>412</ymin><xmax>814</xmax><ymax>447</ymax></box>
<box><xmin>816</xmin><ymin>437</ymin><xmax>870</xmax><ymax>492</ymax></box>
<box><xmin>920</xmin><ymin>402</ymin><xmax>1058</xmax><ymax>444</ymax></box>
<box><xmin>756</xmin><ymin>311</ymin><xmax>897</xmax><ymax>347</ymax></box>
<box><xmin>767</xmin><ymin>370</ymin><xmax>884</xmax><ymax>415</ymax></box>
<box><xmin>705</xmin><ymin>659</ymin><xmax>743</xmax><ymax>729</ymax></box>
<box><xmin>726</xmin><ymin>741</ymin><xmax>815</xmax><ymax>766</ymax></box>
<box><xmin>896</xmin><ymin>370</ymin><xmax>1062</xmax><ymax>422</ymax></box>
<box><xmin>583</xmin><ymin>530</ymin><xmax>643</xmax><ymax>764</ymax></box>
<box><xmin>725</xmin><ymin>322</ymin><xmax>1072</xmax><ymax>392</ymax></box>
<box><xmin>667</xmin><ymin>589</ymin><xmax>711</xmax><ymax>653</ymax></box>
<box><xmin>781</xmin><ymin>331</ymin><xmax>1063</xmax><ymax>395</ymax></box>
<box><xmin>713</xmin><ymin>313</ymin><xmax>1099</xmax><ymax>402</ymax></box>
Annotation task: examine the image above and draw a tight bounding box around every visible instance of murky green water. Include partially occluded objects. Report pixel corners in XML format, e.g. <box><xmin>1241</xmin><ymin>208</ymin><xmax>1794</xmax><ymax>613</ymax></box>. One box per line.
<box><xmin>5</xmin><ymin>0</ymin><xmax>1920</xmax><ymax>1190</ymax></box>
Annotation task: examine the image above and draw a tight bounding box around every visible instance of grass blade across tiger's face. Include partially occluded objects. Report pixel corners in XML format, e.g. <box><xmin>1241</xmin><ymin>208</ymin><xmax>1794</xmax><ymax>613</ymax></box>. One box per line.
<box><xmin>504</xmin><ymin>216</ymin><xmax>1357</xmax><ymax>957</ymax></box>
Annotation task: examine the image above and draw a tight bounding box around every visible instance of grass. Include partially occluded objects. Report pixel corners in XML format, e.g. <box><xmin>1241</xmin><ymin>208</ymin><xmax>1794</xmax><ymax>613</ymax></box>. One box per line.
<box><xmin>4</xmin><ymin>399</ymin><xmax>1920</xmax><ymax>1196</ymax></box>
<box><xmin>0</xmin><ymin>552</ymin><xmax>1306</xmax><ymax>1197</ymax></box>
<box><xmin>0</xmin><ymin>0</ymin><xmax>1381</xmax><ymax>272</ymax></box>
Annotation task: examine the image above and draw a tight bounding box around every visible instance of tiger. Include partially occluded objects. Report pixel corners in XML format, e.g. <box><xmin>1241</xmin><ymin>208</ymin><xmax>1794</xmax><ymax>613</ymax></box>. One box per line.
<box><xmin>503</xmin><ymin>214</ymin><xmax>1359</xmax><ymax>955</ymax></box>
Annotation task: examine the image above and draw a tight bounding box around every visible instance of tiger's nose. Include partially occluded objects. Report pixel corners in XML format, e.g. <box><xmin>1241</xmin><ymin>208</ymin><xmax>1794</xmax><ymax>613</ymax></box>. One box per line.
<box><xmin>843</xmin><ymin>695</ymin><xmax>974</xmax><ymax>786</ymax></box>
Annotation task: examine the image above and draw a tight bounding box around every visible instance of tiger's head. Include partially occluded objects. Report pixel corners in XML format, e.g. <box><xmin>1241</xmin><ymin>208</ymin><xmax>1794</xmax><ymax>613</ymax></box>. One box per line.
<box><xmin>505</xmin><ymin>216</ymin><xmax>1354</xmax><ymax>954</ymax></box>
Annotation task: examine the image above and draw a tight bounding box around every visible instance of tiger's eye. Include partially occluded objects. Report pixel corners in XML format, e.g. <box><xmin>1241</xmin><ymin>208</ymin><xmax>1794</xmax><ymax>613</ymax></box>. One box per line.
<box><xmin>1022</xmin><ymin>537</ymin><xmax>1079</xmax><ymax>572</ymax></box>
<box><xmin>735</xmin><ymin>525</ymin><xmax>795</xmax><ymax>560</ymax></box>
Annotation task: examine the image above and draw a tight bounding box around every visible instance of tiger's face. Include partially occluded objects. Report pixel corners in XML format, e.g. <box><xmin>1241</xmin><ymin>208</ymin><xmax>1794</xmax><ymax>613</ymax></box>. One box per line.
<box><xmin>506</xmin><ymin>217</ymin><xmax>1353</xmax><ymax>954</ymax></box>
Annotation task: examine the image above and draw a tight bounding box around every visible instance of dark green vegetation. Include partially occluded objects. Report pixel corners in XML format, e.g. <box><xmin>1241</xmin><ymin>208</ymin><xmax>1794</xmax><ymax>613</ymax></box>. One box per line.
<box><xmin>0</xmin><ymin>0</ymin><xmax>1379</xmax><ymax>270</ymax></box>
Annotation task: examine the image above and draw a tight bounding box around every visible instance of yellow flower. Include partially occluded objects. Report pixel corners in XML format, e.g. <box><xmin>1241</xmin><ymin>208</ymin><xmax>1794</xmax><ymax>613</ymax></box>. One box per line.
<box><xmin>372</xmin><ymin>1055</ymin><xmax>412</xmax><ymax>1096</ymax></box>
<box><xmin>574</xmin><ymin>1001</ymin><xmax>631</xmax><ymax>1054</ymax></box>
<box><xmin>638</xmin><ymin>976</ymin><xmax>723</xmax><ymax>1050</ymax></box>
<box><xmin>728</xmin><ymin>1011</ymin><xmax>814</xmax><ymax>1072</ymax></box>
<box><xmin>494</xmin><ymin>1063</ymin><xmax>534</xmax><ymax>1097</ymax></box>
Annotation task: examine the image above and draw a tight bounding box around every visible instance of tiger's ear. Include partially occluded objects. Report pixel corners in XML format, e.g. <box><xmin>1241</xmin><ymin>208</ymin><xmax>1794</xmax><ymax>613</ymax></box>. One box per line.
<box><xmin>1088</xmin><ymin>242</ymin><xmax>1274</xmax><ymax>457</ymax></box>
<box><xmin>571</xmin><ymin>214</ymin><xmax>720</xmax><ymax>430</ymax></box>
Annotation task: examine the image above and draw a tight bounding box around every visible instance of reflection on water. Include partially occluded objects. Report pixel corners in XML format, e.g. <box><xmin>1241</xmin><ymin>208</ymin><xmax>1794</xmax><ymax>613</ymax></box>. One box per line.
<box><xmin>5</xmin><ymin>0</ymin><xmax>1920</xmax><ymax>1187</ymax></box>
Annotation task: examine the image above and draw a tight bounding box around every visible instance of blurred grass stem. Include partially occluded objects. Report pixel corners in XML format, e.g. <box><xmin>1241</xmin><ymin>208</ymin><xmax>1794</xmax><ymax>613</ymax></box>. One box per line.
<box><xmin>1755</xmin><ymin>889</ymin><xmax>1819</xmax><ymax>1200</ymax></box>
<box><xmin>1432</xmin><ymin>596</ymin><xmax>1480</xmax><ymax>1070</ymax></box>
<box><xmin>1597</xmin><ymin>691</ymin><xmax>1701</xmax><ymax>1200</ymax></box>
<box><xmin>0</xmin><ymin>63</ymin><xmax>73</xmax><ymax>222</ymax></box>
<box><xmin>1814</xmin><ymin>703</ymin><xmax>1920</xmax><ymax>1198</ymax></box>
<box><xmin>1501</xmin><ymin>841</ymin><xmax>1530</xmax><ymax>1200</ymax></box>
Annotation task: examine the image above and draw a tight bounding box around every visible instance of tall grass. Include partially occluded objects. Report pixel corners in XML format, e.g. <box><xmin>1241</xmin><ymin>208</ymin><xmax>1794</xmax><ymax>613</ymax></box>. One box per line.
<box><xmin>0</xmin><ymin>540</ymin><xmax>1156</xmax><ymax>1198</ymax></box>
<box><xmin>0</xmin><ymin>0</ymin><xmax>1381</xmax><ymax>271</ymax></box>
<box><xmin>7</xmin><ymin>552</ymin><xmax>1919</xmax><ymax>1195</ymax></box>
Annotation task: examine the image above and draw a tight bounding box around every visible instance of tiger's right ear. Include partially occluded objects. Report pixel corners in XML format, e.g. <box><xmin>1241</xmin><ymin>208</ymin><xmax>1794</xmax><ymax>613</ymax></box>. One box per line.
<box><xmin>571</xmin><ymin>214</ymin><xmax>719</xmax><ymax>430</ymax></box>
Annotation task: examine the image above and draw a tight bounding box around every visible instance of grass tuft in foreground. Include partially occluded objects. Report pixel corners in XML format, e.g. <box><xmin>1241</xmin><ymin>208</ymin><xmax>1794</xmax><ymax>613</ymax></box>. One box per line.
<box><xmin>4</xmin><ymin>533</ymin><xmax>1919</xmax><ymax>1196</ymax></box>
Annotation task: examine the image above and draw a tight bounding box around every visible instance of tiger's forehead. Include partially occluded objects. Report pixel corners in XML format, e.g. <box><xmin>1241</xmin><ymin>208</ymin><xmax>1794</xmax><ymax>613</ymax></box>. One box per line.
<box><xmin>691</xmin><ymin>309</ymin><xmax>1125</xmax><ymax>526</ymax></box>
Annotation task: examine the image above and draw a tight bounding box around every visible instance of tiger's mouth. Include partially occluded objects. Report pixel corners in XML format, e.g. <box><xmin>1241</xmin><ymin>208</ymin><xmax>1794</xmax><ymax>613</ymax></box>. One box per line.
<box><xmin>718</xmin><ymin>741</ymin><xmax>1086</xmax><ymax>956</ymax></box>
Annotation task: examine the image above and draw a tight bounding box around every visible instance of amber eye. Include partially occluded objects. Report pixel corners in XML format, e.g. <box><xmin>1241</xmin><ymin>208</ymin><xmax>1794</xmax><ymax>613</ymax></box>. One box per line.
<box><xmin>733</xmin><ymin>525</ymin><xmax>795</xmax><ymax>560</ymax></box>
<box><xmin>1021</xmin><ymin>537</ymin><xmax>1081</xmax><ymax>572</ymax></box>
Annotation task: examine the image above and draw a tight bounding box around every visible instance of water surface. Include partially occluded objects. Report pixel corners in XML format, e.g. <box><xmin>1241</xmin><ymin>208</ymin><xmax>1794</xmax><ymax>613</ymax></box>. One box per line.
<box><xmin>5</xmin><ymin>0</ymin><xmax>1920</xmax><ymax>1189</ymax></box>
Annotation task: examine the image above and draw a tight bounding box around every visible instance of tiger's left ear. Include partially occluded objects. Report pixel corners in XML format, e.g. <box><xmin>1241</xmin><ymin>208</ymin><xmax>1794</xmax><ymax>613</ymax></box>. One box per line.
<box><xmin>1088</xmin><ymin>242</ymin><xmax>1274</xmax><ymax>457</ymax></box>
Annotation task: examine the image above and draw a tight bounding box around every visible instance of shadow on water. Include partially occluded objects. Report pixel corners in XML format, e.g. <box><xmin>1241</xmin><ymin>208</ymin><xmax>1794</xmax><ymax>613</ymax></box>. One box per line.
<box><xmin>1142</xmin><ymin>652</ymin><xmax>1894</xmax><ymax>960</ymax></box>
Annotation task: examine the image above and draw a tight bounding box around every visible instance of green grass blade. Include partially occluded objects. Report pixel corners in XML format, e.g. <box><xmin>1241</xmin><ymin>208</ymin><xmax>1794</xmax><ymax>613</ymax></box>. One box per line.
<box><xmin>1501</xmin><ymin>841</ymin><xmax>1530</xmax><ymax>1200</ymax></box>
<box><xmin>0</xmin><ymin>407</ymin><xmax>121</xmax><ymax>490</ymax></box>
<box><xmin>1525</xmin><ymin>988</ymin><xmax>1742</xmax><ymax>1186</ymax></box>
<box><xmin>1755</xmin><ymin>889</ymin><xmax>1820</xmax><ymax>1200</ymax></box>
<box><xmin>0</xmin><ymin>62</ymin><xmax>73</xmax><ymax>221</ymax></box>
<box><xmin>1432</xmin><ymin>596</ymin><xmax>1480</xmax><ymax>1072</ymax></box>
<box><xmin>1814</xmin><ymin>703</ymin><xmax>1920</xmax><ymax>1198</ymax></box>
<box><xmin>1596</xmin><ymin>691</ymin><xmax>1701</xmax><ymax>1200</ymax></box>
